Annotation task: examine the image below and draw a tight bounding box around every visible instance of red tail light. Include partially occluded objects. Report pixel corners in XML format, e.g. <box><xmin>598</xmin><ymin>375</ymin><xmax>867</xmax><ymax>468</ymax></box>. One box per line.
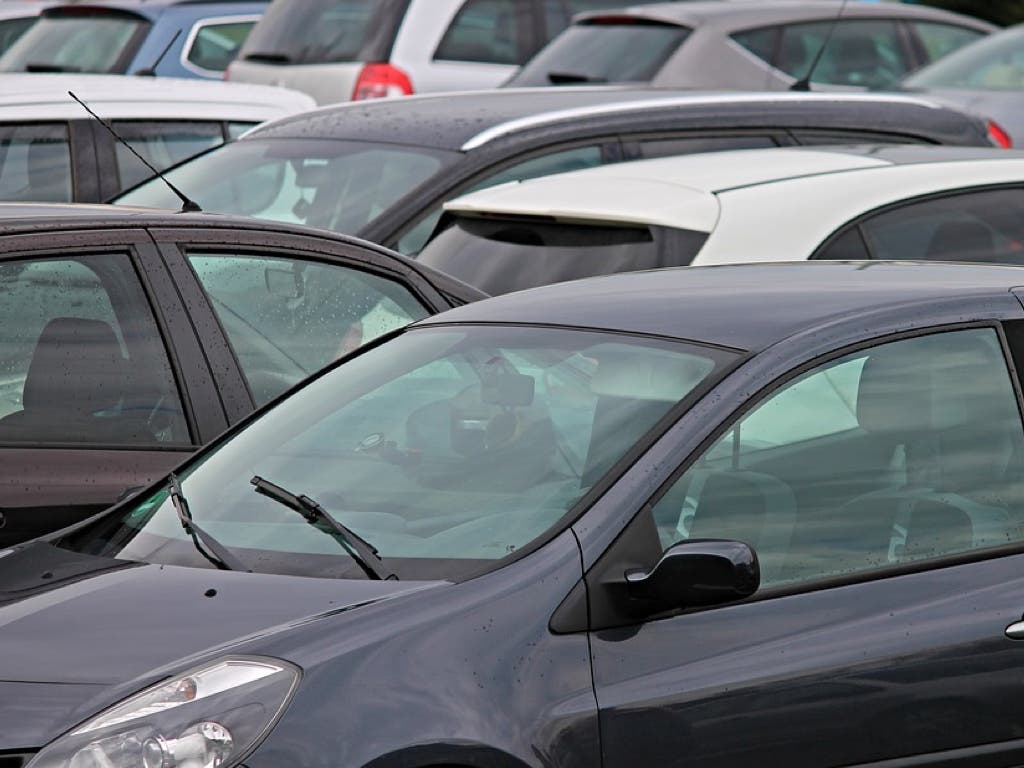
<box><xmin>988</xmin><ymin>119</ymin><xmax>1012</xmax><ymax>149</ymax></box>
<box><xmin>351</xmin><ymin>63</ymin><xmax>413</xmax><ymax>101</ymax></box>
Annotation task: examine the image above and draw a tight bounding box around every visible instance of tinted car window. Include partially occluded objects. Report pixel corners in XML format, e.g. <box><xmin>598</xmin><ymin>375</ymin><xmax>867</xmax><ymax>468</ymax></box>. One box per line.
<box><xmin>434</xmin><ymin>0</ymin><xmax>526</xmax><ymax>65</ymax></box>
<box><xmin>911</xmin><ymin>21</ymin><xmax>985</xmax><ymax>64</ymax></box>
<box><xmin>239</xmin><ymin>0</ymin><xmax>408</xmax><ymax>65</ymax></box>
<box><xmin>635</xmin><ymin>134</ymin><xmax>778</xmax><ymax>159</ymax></box>
<box><xmin>419</xmin><ymin>217</ymin><xmax>706</xmax><ymax>295</ymax></box>
<box><xmin>0</xmin><ymin>254</ymin><xmax>188</xmax><ymax>445</ymax></box>
<box><xmin>116</xmin><ymin>138</ymin><xmax>455</xmax><ymax>235</ymax></box>
<box><xmin>651</xmin><ymin>328</ymin><xmax>1024</xmax><ymax>587</ymax></box>
<box><xmin>185</xmin><ymin>19</ymin><xmax>256</xmax><ymax>74</ymax></box>
<box><xmin>0</xmin><ymin>16</ymin><xmax>35</xmax><ymax>55</ymax></box>
<box><xmin>905</xmin><ymin>26</ymin><xmax>1024</xmax><ymax>90</ymax></box>
<box><xmin>0</xmin><ymin>123</ymin><xmax>72</xmax><ymax>202</ymax></box>
<box><xmin>857</xmin><ymin>188</ymin><xmax>1024</xmax><ymax>263</ymax></box>
<box><xmin>112</xmin><ymin>121</ymin><xmax>226</xmax><ymax>191</ymax></box>
<box><xmin>188</xmin><ymin>252</ymin><xmax>429</xmax><ymax>405</ymax></box>
<box><xmin>0</xmin><ymin>9</ymin><xmax>149</xmax><ymax>73</ymax></box>
<box><xmin>508</xmin><ymin>20</ymin><xmax>690</xmax><ymax>86</ymax></box>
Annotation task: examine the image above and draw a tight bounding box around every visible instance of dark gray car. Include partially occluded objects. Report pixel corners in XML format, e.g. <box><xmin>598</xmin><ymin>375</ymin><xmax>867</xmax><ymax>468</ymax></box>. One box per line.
<box><xmin>9</xmin><ymin>262</ymin><xmax>1024</xmax><ymax>766</ymax></box>
<box><xmin>115</xmin><ymin>87</ymin><xmax>1000</xmax><ymax>255</ymax></box>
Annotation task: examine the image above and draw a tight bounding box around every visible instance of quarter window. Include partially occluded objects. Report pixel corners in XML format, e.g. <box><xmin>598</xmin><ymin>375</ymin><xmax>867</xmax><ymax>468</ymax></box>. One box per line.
<box><xmin>0</xmin><ymin>253</ymin><xmax>189</xmax><ymax>445</ymax></box>
<box><xmin>651</xmin><ymin>329</ymin><xmax>1024</xmax><ymax>588</ymax></box>
<box><xmin>0</xmin><ymin>123</ymin><xmax>72</xmax><ymax>202</ymax></box>
<box><xmin>434</xmin><ymin>0</ymin><xmax>527</xmax><ymax>65</ymax></box>
<box><xmin>187</xmin><ymin>252</ymin><xmax>430</xmax><ymax>405</ymax></box>
<box><xmin>185</xmin><ymin>19</ymin><xmax>256</xmax><ymax>74</ymax></box>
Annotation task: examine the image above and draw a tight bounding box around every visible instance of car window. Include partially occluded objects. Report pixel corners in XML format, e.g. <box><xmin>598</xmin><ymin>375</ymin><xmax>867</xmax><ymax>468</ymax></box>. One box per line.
<box><xmin>226</xmin><ymin>122</ymin><xmax>256</xmax><ymax>139</ymax></box>
<box><xmin>0</xmin><ymin>123</ymin><xmax>72</xmax><ymax>202</ymax></box>
<box><xmin>0</xmin><ymin>253</ymin><xmax>189</xmax><ymax>445</ymax></box>
<box><xmin>397</xmin><ymin>144</ymin><xmax>605</xmax><ymax>255</ymax></box>
<box><xmin>0</xmin><ymin>9</ymin><xmax>149</xmax><ymax>73</ymax></box>
<box><xmin>434</xmin><ymin>0</ymin><xmax>527</xmax><ymax>66</ymax></box>
<box><xmin>111</xmin><ymin>121</ymin><xmax>226</xmax><ymax>192</ymax></box>
<box><xmin>910</xmin><ymin>21</ymin><xmax>985</xmax><ymax>64</ymax></box>
<box><xmin>187</xmin><ymin>252</ymin><xmax>430</xmax><ymax>405</ymax></box>
<box><xmin>905</xmin><ymin>26</ymin><xmax>1024</xmax><ymax>90</ymax></box>
<box><xmin>635</xmin><ymin>134</ymin><xmax>778</xmax><ymax>159</ymax></box>
<box><xmin>0</xmin><ymin>16</ymin><xmax>35</xmax><ymax>55</ymax></box>
<box><xmin>793</xmin><ymin>129</ymin><xmax>931</xmax><ymax>146</ymax></box>
<box><xmin>735</xmin><ymin>19</ymin><xmax>909</xmax><ymax>88</ymax></box>
<box><xmin>184</xmin><ymin>19</ymin><xmax>256</xmax><ymax>74</ymax></box>
<box><xmin>856</xmin><ymin>188</ymin><xmax>1024</xmax><ymax>264</ymax></box>
<box><xmin>650</xmin><ymin>328</ymin><xmax>1024</xmax><ymax>589</ymax></box>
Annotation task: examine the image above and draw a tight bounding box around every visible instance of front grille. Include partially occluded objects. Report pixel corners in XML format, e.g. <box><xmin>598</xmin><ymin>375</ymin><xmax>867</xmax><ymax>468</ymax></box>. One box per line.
<box><xmin>0</xmin><ymin>754</ymin><xmax>33</xmax><ymax>768</ymax></box>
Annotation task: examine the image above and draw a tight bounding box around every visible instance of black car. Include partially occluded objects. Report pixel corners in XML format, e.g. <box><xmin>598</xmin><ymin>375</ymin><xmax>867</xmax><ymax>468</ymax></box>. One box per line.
<box><xmin>9</xmin><ymin>262</ymin><xmax>1024</xmax><ymax>767</ymax></box>
<box><xmin>114</xmin><ymin>87</ymin><xmax>1001</xmax><ymax>255</ymax></box>
<box><xmin>0</xmin><ymin>204</ymin><xmax>478</xmax><ymax>544</ymax></box>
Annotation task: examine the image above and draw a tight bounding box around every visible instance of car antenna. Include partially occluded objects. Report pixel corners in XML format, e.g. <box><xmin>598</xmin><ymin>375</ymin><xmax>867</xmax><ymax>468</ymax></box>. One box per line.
<box><xmin>68</xmin><ymin>90</ymin><xmax>201</xmax><ymax>212</ymax></box>
<box><xmin>790</xmin><ymin>0</ymin><xmax>849</xmax><ymax>91</ymax></box>
<box><xmin>134</xmin><ymin>29</ymin><xmax>180</xmax><ymax>76</ymax></box>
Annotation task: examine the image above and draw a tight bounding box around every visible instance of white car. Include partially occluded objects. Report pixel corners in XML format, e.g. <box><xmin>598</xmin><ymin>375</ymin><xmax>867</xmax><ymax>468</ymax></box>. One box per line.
<box><xmin>0</xmin><ymin>73</ymin><xmax>315</xmax><ymax>201</ymax></box>
<box><xmin>417</xmin><ymin>145</ymin><xmax>1024</xmax><ymax>294</ymax></box>
<box><xmin>226</xmin><ymin>0</ymin><xmax>634</xmax><ymax>105</ymax></box>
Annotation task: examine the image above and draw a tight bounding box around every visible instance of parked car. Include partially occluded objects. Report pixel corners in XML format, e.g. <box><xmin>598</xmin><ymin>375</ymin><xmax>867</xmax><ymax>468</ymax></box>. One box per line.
<box><xmin>227</xmin><ymin>0</ymin><xmax>640</xmax><ymax>104</ymax></box>
<box><xmin>0</xmin><ymin>204</ymin><xmax>480</xmax><ymax>545</ymax></box>
<box><xmin>899</xmin><ymin>23</ymin><xmax>1024</xmax><ymax>147</ymax></box>
<box><xmin>0</xmin><ymin>0</ymin><xmax>265</xmax><ymax>79</ymax></box>
<box><xmin>9</xmin><ymin>262</ymin><xmax>1024</xmax><ymax>766</ymax></box>
<box><xmin>0</xmin><ymin>73</ymin><xmax>314</xmax><ymax>201</ymax></box>
<box><xmin>507</xmin><ymin>0</ymin><xmax>993</xmax><ymax>92</ymax></box>
<box><xmin>113</xmin><ymin>88</ymin><xmax>1002</xmax><ymax>255</ymax></box>
<box><xmin>0</xmin><ymin>1</ymin><xmax>50</xmax><ymax>56</ymax></box>
<box><xmin>420</xmin><ymin>145</ymin><xmax>1024</xmax><ymax>294</ymax></box>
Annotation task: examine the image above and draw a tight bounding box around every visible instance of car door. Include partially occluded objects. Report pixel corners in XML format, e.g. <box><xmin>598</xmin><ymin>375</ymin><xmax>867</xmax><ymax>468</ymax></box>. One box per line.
<box><xmin>0</xmin><ymin>229</ymin><xmax>225</xmax><ymax>545</ymax></box>
<box><xmin>585</xmin><ymin>323</ymin><xmax>1024</xmax><ymax>767</ymax></box>
<box><xmin>148</xmin><ymin>227</ymin><xmax>455</xmax><ymax>410</ymax></box>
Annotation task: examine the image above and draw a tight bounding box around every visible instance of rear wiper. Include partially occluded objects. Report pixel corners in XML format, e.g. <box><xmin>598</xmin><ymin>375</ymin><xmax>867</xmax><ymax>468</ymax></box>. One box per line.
<box><xmin>250</xmin><ymin>475</ymin><xmax>394</xmax><ymax>581</ymax></box>
<box><xmin>25</xmin><ymin>63</ymin><xmax>81</xmax><ymax>73</ymax></box>
<box><xmin>168</xmin><ymin>473</ymin><xmax>248</xmax><ymax>572</ymax></box>
<box><xmin>243</xmin><ymin>51</ymin><xmax>292</xmax><ymax>64</ymax></box>
<box><xmin>546</xmin><ymin>71</ymin><xmax>607</xmax><ymax>84</ymax></box>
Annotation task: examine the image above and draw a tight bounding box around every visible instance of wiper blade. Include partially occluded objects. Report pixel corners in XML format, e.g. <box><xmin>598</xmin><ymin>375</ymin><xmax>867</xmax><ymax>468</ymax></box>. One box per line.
<box><xmin>25</xmin><ymin>62</ymin><xmax>81</xmax><ymax>73</ymax></box>
<box><xmin>243</xmin><ymin>51</ymin><xmax>292</xmax><ymax>63</ymax></box>
<box><xmin>251</xmin><ymin>475</ymin><xmax>394</xmax><ymax>581</ymax></box>
<box><xmin>546</xmin><ymin>71</ymin><xmax>607</xmax><ymax>84</ymax></box>
<box><xmin>168</xmin><ymin>473</ymin><xmax>248</xmax><ymax>572</ymax></box>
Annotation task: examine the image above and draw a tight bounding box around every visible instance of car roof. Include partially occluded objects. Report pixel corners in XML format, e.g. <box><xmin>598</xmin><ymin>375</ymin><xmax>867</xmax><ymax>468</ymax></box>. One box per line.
<box><xmin>42</xmin><ymin>0</ymin><xmax>261</xmax><ymax>16</ymax></box>
<box><xmin>418</xmin><ymin>262</ymin><xmax>1024</xmax><ymax>352</ymax></box>
<box><xmin>249</xmin><ymin>87</ymin><xmax>988</xmax><ymax>152</ymax></box>
<box><xmin>0</xmin><ymin>74</ymin><xmax>314</xmax><ymax>120</ymax></box>
<box><xmin>579</xmin><ymin>1</ymin><xmax>994</xmax><ymax>30</ymax></box>
<box><xmin>443</xmin><ymin>146</ymin><xmax>1024</xmax><ymax>231</ymax></box>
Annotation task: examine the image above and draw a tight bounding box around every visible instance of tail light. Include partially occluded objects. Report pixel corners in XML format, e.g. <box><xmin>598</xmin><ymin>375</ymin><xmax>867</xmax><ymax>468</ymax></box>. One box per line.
<box><xmin>988</xmin><ymin>119</ymin><xmax>1012</xmax><ymax>149</ymax></box>
<box><xmin>352</xmin><ymin>63</ymin><xmax>413</xmax><ymax>101</ymax></box>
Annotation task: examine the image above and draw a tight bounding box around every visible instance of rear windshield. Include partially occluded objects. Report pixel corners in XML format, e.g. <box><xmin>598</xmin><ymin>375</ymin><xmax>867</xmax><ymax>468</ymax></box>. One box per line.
<box><xmin>114</xmin><ymin>137</ymin><xmax>456</xmax><ymax>235</ymax></box>
<box><xmin>0</xmin><ymin>8</ymin><xmax>149</xmax><ymax>73</ymax></box>
<box><xmin>507</xmin><ymin>19</ymin><xmax>689</xmax><ymax>87</ymax></box>
<box><xmin>417</xmin><ymin>216</ymin><xmax>707</xmax><ymax>295</ymax></box>
<box><xmin>903</xmin><ymin>26</ymin><xmax>1024</xmax><ymax>90</ymax></box>
<box><xmin>0</xmin><ymin>16</ymin><xmax>35</xmax><ymax>56</ymax></box>
<box><xmin>240</xmin><ymin>0</ymin><xmax>409</xmax><ymax>65</ymax></box>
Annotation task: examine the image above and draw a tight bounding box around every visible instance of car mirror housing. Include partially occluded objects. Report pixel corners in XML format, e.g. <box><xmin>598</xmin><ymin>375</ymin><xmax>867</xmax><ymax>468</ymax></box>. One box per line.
<box><xmin>625</xmin><ymin>539</ymin><xmax>759</xmax><ymax>614</ymax></box>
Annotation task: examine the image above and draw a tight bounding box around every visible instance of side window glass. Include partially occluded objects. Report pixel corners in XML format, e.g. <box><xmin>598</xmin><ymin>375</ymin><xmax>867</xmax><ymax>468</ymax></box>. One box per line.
<box><xmin>731</xmin><ymin>25</ymin><xmax>778</xmax><ymax>66</ymax></box>
<box><xmin>434</xmin><ymin>0</ymin><xmax>525</xmax><ymax>65</ymax></box>
<box><xmin>793</xmin><ymin>129</ymin><xmax>928</xmax><ymax>146</ymax></box>
<box><xmin>636</xmin><ymin>134</ymin><xmax>778</xmax><ymax>159</ymax></box>
<box><xmin>814</xmin><ymin>226</ymin><xmax>871</xmax><ymax>261</ymax></box>
<box><xmin>0</xmin><ymin>254</ymin><xmax>189</xmax><ymax>445</ymax></box>
<box><xmin>187</xmin><ymin>252</ymin><xmax>431</xmax><ymax>405</ymax></box>
<box><xmin>226</xmin><ymin>122</ymin><xmax>256</xmax><ymax>140</ymax></box>
<box><xmin>651</xmin><ymin>328</ymin><xmax>1024</xmax><ymax>588</ymax></box>
<box><xmin>0</xmin><ymin>16</ymin><xmax>35</xmax><ymax>54</ymax></box>
<box><xmin>775</xmin><ymin>20</ymin><xmax>909</xmax><ymax>87</ymax></box>
<box><xmin>111</xmin><ymin>121</ymin><xmax>225</xmax><ymax>192</ymax></box>
<box><xmin>397</xmin><ymin>145</ymin><xmax>604</xmax><ymax>255</ymax></box>
<box><xmin>0</xmin><ymin>123</ymin><xmax>72</xmax><ymax>202</ymax></box>
<box><xmin>860</xmin><ymin>188</ymin><xmax>1024</xmax><ymax>264</ymax></box>
<box><xmin>911</xmin><ymin>22</ymin><xmax>984</xmax><ymax>64</ymax></box>
<box><xmin>184</xmin><ymin>19</ymin><xmax>256</xmax><ymax>75</ymax></box>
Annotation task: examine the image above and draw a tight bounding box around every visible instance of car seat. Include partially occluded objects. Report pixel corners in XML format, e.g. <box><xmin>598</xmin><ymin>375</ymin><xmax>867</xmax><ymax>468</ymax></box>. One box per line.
<box><xmin>924</xmin><ymin>220</ymin><xmax>996</xmax><ymax>262</ymax></box>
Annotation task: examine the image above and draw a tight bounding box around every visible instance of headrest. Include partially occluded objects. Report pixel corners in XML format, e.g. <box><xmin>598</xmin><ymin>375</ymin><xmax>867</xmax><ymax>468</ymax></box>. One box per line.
<box><xmin>589</xmin><ymin>345</ymin><xmax>713</xmax><ymax>402</ymax></box>
<box><xmin>23</xmin><ymin>318</ymin><xmax>125</xmax><ymax>414</ymax></box>
<box><xmin>856</xmin><ymin>343</ymin><xmax>932</xmax><ymax>434</ymax></box>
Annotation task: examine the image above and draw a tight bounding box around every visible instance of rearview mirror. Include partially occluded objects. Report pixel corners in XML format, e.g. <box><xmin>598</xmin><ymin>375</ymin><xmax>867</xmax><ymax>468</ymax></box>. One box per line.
<box><xmin>625</xmin><ymin>539</ymin><xmax>759</xmax><ymax>614</ymax></box>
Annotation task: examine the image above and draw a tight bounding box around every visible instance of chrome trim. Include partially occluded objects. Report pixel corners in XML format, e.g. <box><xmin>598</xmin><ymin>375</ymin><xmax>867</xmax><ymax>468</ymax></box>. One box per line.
<box><xmin>179</xmin><ymin>13</ymin><xmax>262</xmax><ymax>79</ymax></box>
<box><xmin>1006</xmin><ymin>620</ymin><xmax>1024</xmax><ymax>640</ymax></box>
<box><xmin>459</xmin><ymin>92</ymin><xmax>949</xmax><ymax>151</ymax></box>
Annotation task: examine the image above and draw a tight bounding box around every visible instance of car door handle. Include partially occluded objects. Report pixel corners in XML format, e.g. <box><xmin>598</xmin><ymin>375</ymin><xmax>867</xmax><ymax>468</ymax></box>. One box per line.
<box><xmin>1005</xmin><ymin>620</ymin><xmax>1024</xmax><ymax>640</ymax></box>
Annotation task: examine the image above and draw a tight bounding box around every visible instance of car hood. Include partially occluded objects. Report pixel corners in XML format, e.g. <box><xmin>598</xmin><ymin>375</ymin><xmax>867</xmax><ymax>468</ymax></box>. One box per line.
<box><xmin>0</xmin><ymin>543</ymin><xmax>441</xmax><ymax>749</ymax></box>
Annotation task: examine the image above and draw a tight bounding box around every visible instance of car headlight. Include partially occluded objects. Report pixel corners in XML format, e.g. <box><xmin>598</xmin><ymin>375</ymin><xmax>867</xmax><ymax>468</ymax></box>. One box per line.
<box><xmin>28</xmin><ymin>657</ymin><xmax>300</xmax><ymax>768</ymax></box>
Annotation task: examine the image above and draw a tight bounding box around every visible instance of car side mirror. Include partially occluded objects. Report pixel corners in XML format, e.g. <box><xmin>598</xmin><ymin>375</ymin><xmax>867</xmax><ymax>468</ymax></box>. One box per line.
<box><xmin>625</xmin><ymin>539</ymin><xmax>759</xmax><ymax>614</ymax></box>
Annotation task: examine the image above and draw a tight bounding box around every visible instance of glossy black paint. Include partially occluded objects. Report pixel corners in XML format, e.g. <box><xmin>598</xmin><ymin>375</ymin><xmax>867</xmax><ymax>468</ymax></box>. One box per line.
<box><xmin>9</xmin><ymin>263</ymin><xmax>1024</xmax><ymax>766</ymax></box>
<box><xmin>0</xmin><ymin>205</ymin><xmax>479</xmax><ymax>545</ymax></box>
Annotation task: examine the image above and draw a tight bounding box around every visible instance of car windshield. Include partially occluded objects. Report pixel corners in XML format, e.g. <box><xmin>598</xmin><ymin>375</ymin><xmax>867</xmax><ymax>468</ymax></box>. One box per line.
<box><xmin>0</xmin><ymin>9</ymin><xmax>149</xmax><ymax>73</ymax></box>
<box><xmin>64</xmin><ymin>325</ymin><xmax>732</xmax><ymax>580</ymax></box>
<box><xmin>418</xmin><ymin>216</ymin><xmax>708</xmax><ymax>295</ymax></box>
<box><xmin>903</xmin><ymin>25</ymin><xmax>1024</xmax><ymax>90</ymax></box>
<box><xmin>507</xmin><ymin>20</ymin><xmax>689</xmax><ymax>87</ymax></box>
<box><xmin>114</xmin><ymin>137</ymin><xmax>456</xmax><ymax>234</ymax></box>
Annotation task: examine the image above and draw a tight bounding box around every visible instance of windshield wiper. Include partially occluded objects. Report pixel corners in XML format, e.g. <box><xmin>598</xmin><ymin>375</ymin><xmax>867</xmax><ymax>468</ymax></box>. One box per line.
<box><xmin>243</xmin><ymin>51</ymin><xmax>292</xmax><ymax>64</ymax></box>
<box><xmin>25</xmin><ymin>63</ymin><xmax>82</xmax><ymax>73</ymax></box>
<box><xmin>168</xmin><ymin>473</ymin><xmax>248</xmax><ymax>572</ymax></box>
<box><xmin>546</xmin><ymin>71</ymin><xmax>607</xmax><ymax>84</ymax></box>
<box><xmin>250</xmin><ymin>475</ymin><xmax>394</xmax><ymax>581</ymax></box>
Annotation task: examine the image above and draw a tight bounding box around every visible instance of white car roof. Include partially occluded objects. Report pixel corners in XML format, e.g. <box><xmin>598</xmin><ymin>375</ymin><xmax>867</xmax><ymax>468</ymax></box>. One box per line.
<box><xmin>0</xmin><ymin>74</ymin><xmax>316</xmax><ymax>121</ymax></box>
